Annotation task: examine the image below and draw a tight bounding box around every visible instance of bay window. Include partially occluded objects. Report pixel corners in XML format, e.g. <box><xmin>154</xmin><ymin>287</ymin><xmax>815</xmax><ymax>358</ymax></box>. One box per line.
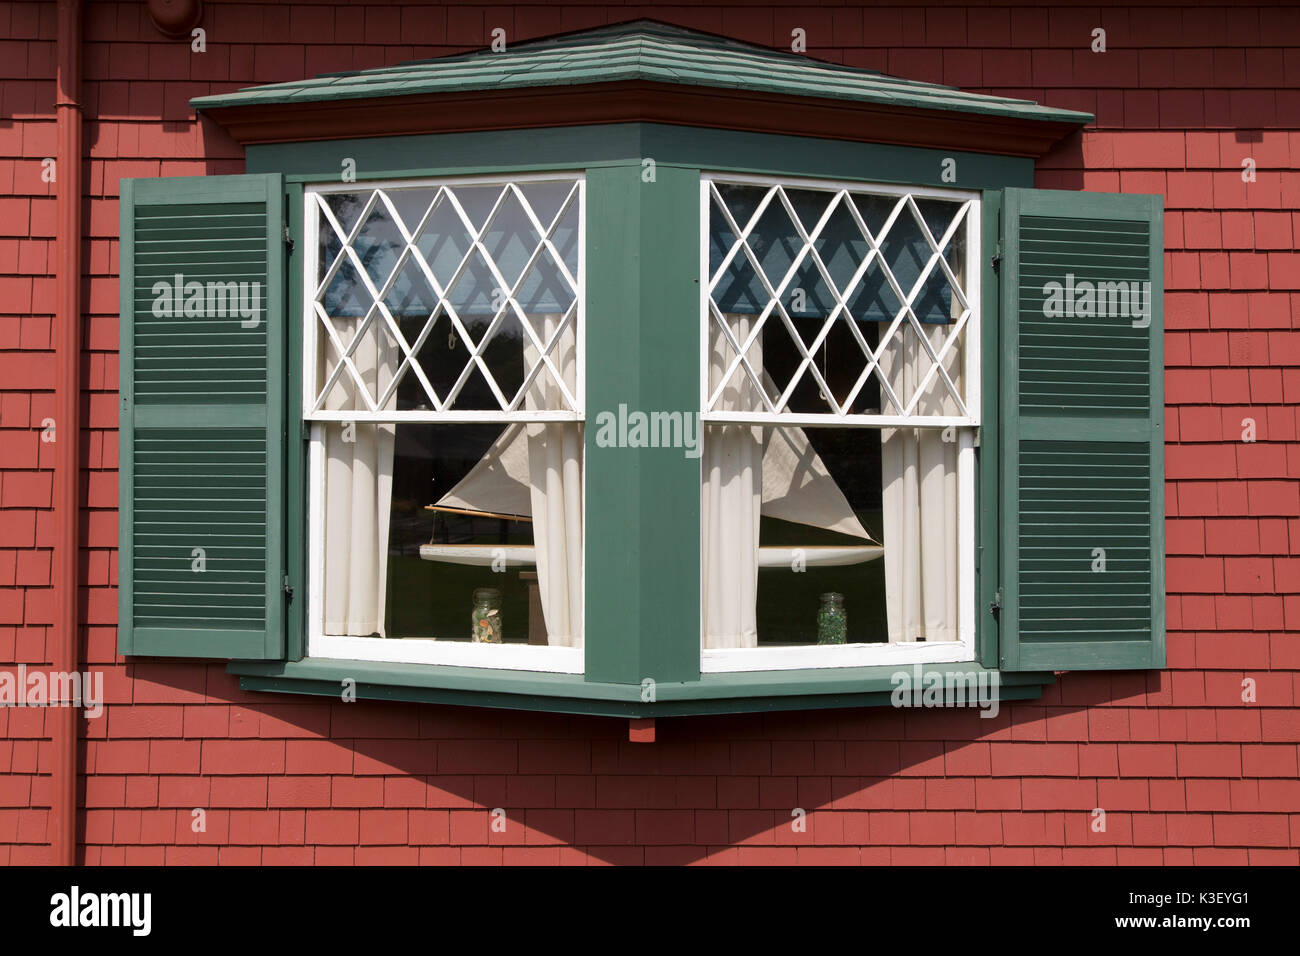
<box><xmin>116</xmin><ymin>20</ymin><xmax>1163</xmax><ymax>719</ymax></box>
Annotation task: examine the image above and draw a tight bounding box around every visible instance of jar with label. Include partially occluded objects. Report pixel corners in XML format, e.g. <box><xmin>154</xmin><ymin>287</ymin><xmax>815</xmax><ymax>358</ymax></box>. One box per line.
<box><xmin>816</xmin><ymin>592</ymin><xmax>847</xmax><ymax>644</ymax></box>
<box><xmin>471</xmin><ymin>587</ymin><xmax>503</xmax><ymax>643</ymax></box>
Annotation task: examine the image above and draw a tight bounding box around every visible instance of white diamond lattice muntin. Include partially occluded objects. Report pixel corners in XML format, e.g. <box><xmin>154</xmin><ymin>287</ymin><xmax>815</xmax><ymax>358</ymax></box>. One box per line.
<box><xmin>702</xmin><ymin>175</ymin><xmax>980</xmax><ymax>427</ymax></box>
<box><xmin>305</xmin><ymin>175</ymin><xmax>584</xmax><ymax>423</ymax></box>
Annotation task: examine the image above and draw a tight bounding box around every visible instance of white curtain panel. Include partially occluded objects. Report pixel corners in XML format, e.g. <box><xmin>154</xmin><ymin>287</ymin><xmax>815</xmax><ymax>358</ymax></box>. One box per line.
<box><xmin>523</xmin><ymin>315</ymin><xmax>583</xmax><ymax>647</ymax></box>
<box><xmin>878</xmin><ymin>322</ymin><xmax>962</xmax><ymax>643</ymax></box>
<box><xmin>322</xmin><ymin>316</ymin><xmax>397</xmax><ymax>636</ymax></box>
<box><xmin>702</xmin><ymin>314</ymin><xmax>763</xmax><ymax>649</ymax></box>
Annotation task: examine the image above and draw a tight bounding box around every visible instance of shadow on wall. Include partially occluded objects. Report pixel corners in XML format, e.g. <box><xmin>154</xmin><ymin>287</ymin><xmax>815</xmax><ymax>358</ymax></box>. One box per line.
<box><xmin>97</xmin><ymin>659</ymin><xmax>1155</xmax><ymax>864</ymax></box>
<box><xmin>1036</xmin><ymin>129</ymin><xmax>1086</xmax><ymax>190</ymax></box>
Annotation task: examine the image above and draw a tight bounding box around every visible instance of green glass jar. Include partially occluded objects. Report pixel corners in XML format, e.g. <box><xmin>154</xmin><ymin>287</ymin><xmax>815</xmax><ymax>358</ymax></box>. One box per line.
<box><xmin>816</xmin><ymin>592</ymin><xmax>847</xmax><ymax>645</ymax></box>
<box><xmin>471</xmin><ymin>587</ymin><xmax>503</xmax><ymax>643</ymax></box>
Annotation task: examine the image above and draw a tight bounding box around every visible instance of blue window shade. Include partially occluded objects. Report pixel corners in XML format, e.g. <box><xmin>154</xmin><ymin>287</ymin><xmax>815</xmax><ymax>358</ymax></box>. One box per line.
<box><xmin>319</xmin><ymin>185</ymin><xmax>580</xmax><ymax>319</ymax></box>
<box><xmin>709</xmin><ymin>185</ymin><xmax>964</xmax><ymax>325</ymax></box>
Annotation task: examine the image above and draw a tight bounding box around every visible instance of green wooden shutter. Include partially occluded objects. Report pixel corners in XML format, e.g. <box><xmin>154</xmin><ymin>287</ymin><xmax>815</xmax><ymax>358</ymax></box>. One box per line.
<box><xmin>998</xmin><ymin>188</ymin><xmax>1164</xmax><ymax>671</ymax></box>
<box><xmin>119</xmin><ymin>174</ymin><xmax>286</xmax><ymax>659</ymax></box>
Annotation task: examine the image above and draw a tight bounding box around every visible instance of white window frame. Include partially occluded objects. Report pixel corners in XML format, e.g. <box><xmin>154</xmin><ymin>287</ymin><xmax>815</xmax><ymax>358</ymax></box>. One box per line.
<box><xmin>699</xmin><ymin>172</ymin><xmax>980</xmax><ymax>673</ymax></box>
<box><xmin>303</xmin><ymin>173</ymin><xmax>586</xmax><ymax>673</ymax></box>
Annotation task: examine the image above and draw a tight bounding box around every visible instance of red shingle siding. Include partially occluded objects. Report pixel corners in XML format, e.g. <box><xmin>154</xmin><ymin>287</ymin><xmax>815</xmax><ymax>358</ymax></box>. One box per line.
<box><xmin>2</xmin><ymin>0</ymin><xmax>1298</xmax><ymax>865</ymax></box>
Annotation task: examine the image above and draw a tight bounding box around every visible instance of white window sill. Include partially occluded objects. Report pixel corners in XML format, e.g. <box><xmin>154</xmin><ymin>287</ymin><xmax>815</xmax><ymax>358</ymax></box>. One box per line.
<box><xmin>311</xmin><ymin>635</ymin><xmax>974</xmax><ymax>676</ymax></box>
<box><xmin>702</xmin><ymin>637</ymin><xmax>976</xmax><ymax>672</ymax></box>
<box><xmin>309</xmin><ymin>634</ymin><xmax>584</xmax><ymax>674</ymax></box>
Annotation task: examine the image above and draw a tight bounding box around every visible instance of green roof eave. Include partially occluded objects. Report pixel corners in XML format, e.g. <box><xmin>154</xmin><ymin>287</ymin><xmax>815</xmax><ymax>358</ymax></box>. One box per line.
<box><xmin>189</xmin><ymin>20</ymin><xmax>1093</xmax><ymax>129</ymax></box>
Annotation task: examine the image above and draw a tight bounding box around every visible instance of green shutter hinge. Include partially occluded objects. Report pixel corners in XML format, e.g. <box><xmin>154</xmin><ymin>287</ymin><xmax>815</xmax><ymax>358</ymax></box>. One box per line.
<box><xmin>283</xmin><ymin>224</ymin><xmax>294</xmax><ymax>253</ymax></box>
<box><xmin>988</xmin><ymin>589</ymin><xmax>1002</xmax><ymax>619</ymax></box>
<box><xmin>282</xmin><ymin>574</ymin><xmax>294</xmax><ymax>604</ymax></box>
<box><xmin>990</xmin><ymin>252</ymin><xmax>1001</xmax><ymax>273</ymax></box>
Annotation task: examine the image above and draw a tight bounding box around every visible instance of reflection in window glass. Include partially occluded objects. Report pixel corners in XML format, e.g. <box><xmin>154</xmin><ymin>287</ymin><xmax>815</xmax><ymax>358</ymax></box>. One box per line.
<box><xmin>311</xmin><ymin>180</ymin><xmax>581</xmax><ymax>414</ymax></box>
<box><xmin>707</xmin><ymin>181</ymin><xmax>971</xmax><ymax>418</ymax></box>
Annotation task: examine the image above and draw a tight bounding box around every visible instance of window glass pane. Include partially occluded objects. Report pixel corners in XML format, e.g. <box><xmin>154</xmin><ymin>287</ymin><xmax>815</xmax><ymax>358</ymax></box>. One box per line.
<box><xmin>701</xmin><ymin>424</ymin><xmax>964</xmax><ymax>647</ymax></box>
<box><xmin>523</xmin><ymin>184</ymin><xmax>580</xmax><ymax>278</ymax></box>
<box><xmin>311</xmin><ymin>179</ymin><xmax>580</xmax><ymax>415</ymax></box>
<box><xmin>706</xmin><ymin>181</ymin><xmax>971</xmax><ymax>419</ymax></box>
<box><xmin>322</xmin><ymin>422</ymin><xmax>583</xmax><ymax>646</ymax></box>
<box><xmin>414</xmin><ymin>198</ymin><xmax>473</xmax><ymax>288</ymax></box>
<box><xmin>315</xmin><ymin>311</ymin><xmax>400</xmax><ymax>413</ymax></box>
<box><xmin>307</xmin><ymin>176</ymin><xmax>585</xmax><ymax>664</ymax></box>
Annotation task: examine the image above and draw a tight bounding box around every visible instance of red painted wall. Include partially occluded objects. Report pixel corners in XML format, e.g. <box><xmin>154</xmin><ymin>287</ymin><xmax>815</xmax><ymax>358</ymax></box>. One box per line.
<box><xmin>2</xmin><ymin>0</ymin><xmax>1298</xmax><ymax>865</ymax></box>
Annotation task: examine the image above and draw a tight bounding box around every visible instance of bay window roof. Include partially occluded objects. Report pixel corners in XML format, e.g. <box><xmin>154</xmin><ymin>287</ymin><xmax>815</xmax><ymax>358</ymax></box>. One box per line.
<box><xmin>191</xmin><ymin>19</ymin><xmax>1091</xmax><ymax>155</ymax></box>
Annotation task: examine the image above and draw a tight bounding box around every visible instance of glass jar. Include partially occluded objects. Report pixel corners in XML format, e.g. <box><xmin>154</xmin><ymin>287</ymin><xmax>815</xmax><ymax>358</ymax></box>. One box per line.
<box><xmin>471</xmin><ymin>587</ymin><xmax>503</xmax><ymax>643</ymax></box>
<box><xmin>816</xmin><ymin>592</ymin><xmax>847</xmax><ymax>645</ymax></box>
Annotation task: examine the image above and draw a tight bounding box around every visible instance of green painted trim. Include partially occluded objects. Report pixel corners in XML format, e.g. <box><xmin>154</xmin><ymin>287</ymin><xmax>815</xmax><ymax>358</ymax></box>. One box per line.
<box><xmin>1011</xmin><ymin>189</ymin><xmax>1159</xmax><ymax>220</ymax></box>
<box><xmin>247</xmin><ymin>125</ymin><xmax>639</xmax><ymax>178</ymax></box>
<box><xmin>999</xmin><ymin>190</ymin><xmax>1023</xmax><ymax>670</ymax></box>
<box><xmin>129</xmin><ymin>176</ymin><xmax>270</xmax><ymax>204</ymax></box>
<box><xmin>248</xmin><ymin>124</ymin><xmax>1034</xmax><ymax>194</ymax></box>
<box><xmin>978</xmin><ymin>189</ymin><xmax>1002</xmax><ymax>669</ymax></box>
<box><xmin>586</xmin><ymin>163</ymin><xmax>707</xmax><ymax>685</ymax></box>
<box><xmin>580</xmin><ymin>165</ymin><xmax>640</xmax><ymax>684</ymax></box>
<box><xmin>1147</xmin><ymin>195</ymin><xmax>1167</xmax><ymax>670</ymax></box>
<box><xmin>263</xmin><ymin>179</ymin><xmax>287</xmax><ymax>660</ymax></box>
<box><xmin>580</xmin><ymin>163</ymin><xmax>701</xmax><ymax>685</ymax></box>
<box><xmin>118</xmin><ymin>178</ymin><xmax>136</xmax><ymax>654</ymax></box>
<box><xmin>229</xmin><ymin>656</ymin><xmax>1052</xmax><ymax>717</ymax></box>
<box><xmin>1015</xmin><ymin>641</ymin><xmax>1160</xmax><ymax>671</ymax></box>
<box><xmin>634</xmin><ymin>163</ymin><xmax>701</xmax><ymax>683</ymax></box>
<box><xmin>285</xmin><ymin>182</ymin><xmax>307</xmax><ymax>662</ymax></box>
<box><xmin>135</xmin><ymin>627</ymin><xmax>271</xmax><ymax>659</ymax></box>
<box><xmin>640</xmin><ymin>125</ymin><xmax>1035</xmax><ymax>192</ymax></box>
<box><xmin>235</xmin><ymin>675</ymin><xmax>1049</xmax><ymax>718</ymax></box>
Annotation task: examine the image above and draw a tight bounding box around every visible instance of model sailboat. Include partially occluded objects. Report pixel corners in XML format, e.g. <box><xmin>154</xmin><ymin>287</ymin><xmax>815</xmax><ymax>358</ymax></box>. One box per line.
<box><xmin>420</xmin><ymin>422</ymin><xmax>884</xmax><ymax>568</ymax></box>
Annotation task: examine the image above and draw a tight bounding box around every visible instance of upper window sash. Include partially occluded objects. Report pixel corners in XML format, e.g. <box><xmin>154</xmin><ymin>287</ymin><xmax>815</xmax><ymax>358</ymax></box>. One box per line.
<box><xmin>303</xmin><ymin>173</ymin><xmax>585</xmax><ymax>424</ymax></box>
<box><xmin>700</xmin><ymin>173</ymin><xmax>981</xmax><ymax>428</ymax></box>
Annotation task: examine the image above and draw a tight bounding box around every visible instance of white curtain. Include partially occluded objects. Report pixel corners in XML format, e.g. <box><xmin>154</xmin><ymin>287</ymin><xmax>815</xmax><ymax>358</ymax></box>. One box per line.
<box><xmin>322</xmin><ymin>317</ymin><xmax>397</xmax><ymax>636</ymax></box>
<box><xmin>523</xmin><ymin>315</ymin><xmax>583</xmax><ymax>647</ymax></box>
<box><xmin>702</xmin><ymin>314</ymin><xmax>762</xmax><ymax>649</ymax></box>
<box><xmin>878</xmin><ymin>322</ymin><xmax>962</xmax><ymax>643</ymax></box>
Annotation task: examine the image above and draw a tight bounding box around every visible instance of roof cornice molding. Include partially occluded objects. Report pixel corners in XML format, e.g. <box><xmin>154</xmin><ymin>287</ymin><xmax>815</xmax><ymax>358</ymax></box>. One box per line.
<box><xmin>201</xmin><ymin>80</ymin><xmax>1081</xmax><ymax>158</ymax></box>
<box><xmin>193</xmin><ymin>19</ymin><xmax>1091</xmax><ymax>158</ymax></box>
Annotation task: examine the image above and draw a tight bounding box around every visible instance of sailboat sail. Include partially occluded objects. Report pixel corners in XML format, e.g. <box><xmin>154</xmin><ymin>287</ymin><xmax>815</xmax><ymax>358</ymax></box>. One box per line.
<box><xmin>758</xmin><ymin>426</ymin><xmax>875</xmax><ymax>540</ymax></box>
<box><xmin>434</xmin><ymin>423</ymin><xmax>534</xmax><ymax>521</ymax></box>
<box><xmin>434</xmin><ymin>422</ymin><xmax>878</xmax><ymax>543</ymax></box>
